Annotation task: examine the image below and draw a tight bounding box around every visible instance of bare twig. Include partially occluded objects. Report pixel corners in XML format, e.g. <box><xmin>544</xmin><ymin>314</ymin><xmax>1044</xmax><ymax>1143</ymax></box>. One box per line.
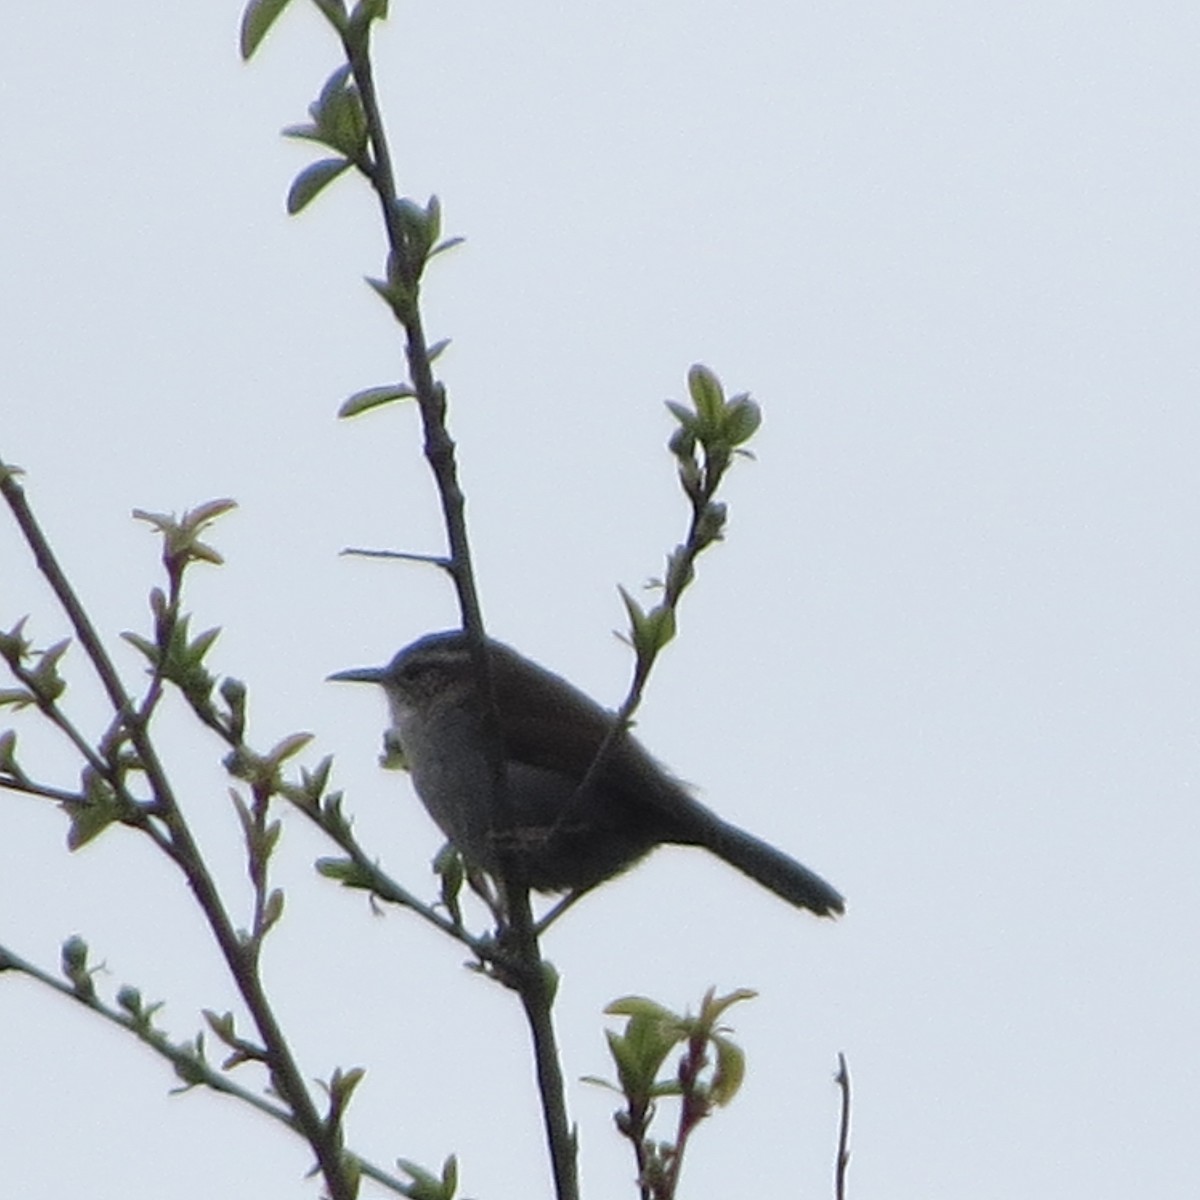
<box><xmin>340</xmin><ymin>547</ymin><xmax>453</xmax><ymax>572</ymax></box>
<box><xmin>835</xmin><ymin>1052</ymin><xmax>851</xmax><ymax>1200</ymax></box>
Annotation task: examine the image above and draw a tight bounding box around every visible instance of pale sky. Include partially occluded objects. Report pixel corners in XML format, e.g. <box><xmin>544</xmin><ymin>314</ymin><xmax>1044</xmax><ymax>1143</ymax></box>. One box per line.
<box><xmin>2</xmin><ymin>3</ymin><xmax>1198</xmax><ymax>1198</ymax></box>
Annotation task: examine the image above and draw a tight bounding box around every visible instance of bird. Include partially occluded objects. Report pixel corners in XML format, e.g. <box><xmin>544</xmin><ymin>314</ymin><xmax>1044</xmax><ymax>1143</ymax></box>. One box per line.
<box><xmin>331</xmin><ymin>630</ymin><xmax>844</xmax><ymax>917</ymax></box>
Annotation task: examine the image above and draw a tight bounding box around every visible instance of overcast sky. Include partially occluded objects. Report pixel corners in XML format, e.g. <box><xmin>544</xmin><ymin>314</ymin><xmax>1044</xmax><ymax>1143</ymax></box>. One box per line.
<box><xmin>2</xmin><ymin>3</ymin><xmax>1198</xmax><ymax>1198</ymax></box>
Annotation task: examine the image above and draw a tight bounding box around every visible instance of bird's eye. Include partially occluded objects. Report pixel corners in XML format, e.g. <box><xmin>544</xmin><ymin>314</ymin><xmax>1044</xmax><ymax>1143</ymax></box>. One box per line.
<box><xmin>400</xmin><ymin>653</ymin><xmax>457</xmax><ymax>687</ymax></box>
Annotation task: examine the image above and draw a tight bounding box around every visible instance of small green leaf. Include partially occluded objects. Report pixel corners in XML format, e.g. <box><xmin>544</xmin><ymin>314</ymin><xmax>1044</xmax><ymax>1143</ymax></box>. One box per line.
<box><xmin>121</xmin><ymin>631</ymin><xmax>160</xmax><ymax>667</ymax></box>
<box><xmin>302</xmin><ymin>756</ymin><xmax>333</xmax><ymax>799</ymax></box>
<box><xmin>434</xmin><ymin>843</ymin><xmax>465</xmax><ymax>926</ymax></box>
<box><xmin>203</xmin><ymin>1010</ymin><xmax>239</xmax><ymax>1047</ymax></box>
<box><xmin>187</xmin><ymin>498</ymin><xmax>238</xmax><ymax>528</ymax></box>
<box><xmin>722</xmin><ymin>395</ymin><xmax>762</xmax><ymax>447</ymax></box>
<box><xmin>664</xmin><ymin>399</ymin><xmax>697</xmax><ymax>432</ymax></box>
<box><xmin>0</xmin><ymin>617</ymin><xmax>31</xmax><ymax>665</ymax></box>
<box><xmin>338</xmin><ymin>384</ymin><xmax>416</xmax><ymax>418</ymax></box>
<box><xmin>64</xmin><ymin>800</ymin><xmax>118</xmax><ymax>851</ymax></box>
<box><xmin>322</xmin><ymin>86</ymin><xmax>368</xmax><ymax>158</ymax></box>
<box><xmin>170</xmin><ymin>1038</ymin><xmax>209</xmax><ymax>1089</ymax></box>
<box><xmin>316</xmin><ymin>856</ymin><xmax>377</xmax><ymax>889</ymax></box>
<box><xmin>694</xmin><ymin>500</ymin><xmax>727</xmax><ymax>547</ymax></box>
<box><xmin>262</xmin><ymin>820</ymin><xmax>283</xmax><ymax>859</ymax></box>
<box><xmin>220</xmin><ymin>677</ymin><xmax>247</xmax><ymax>740</ymax></box>
<box><xmin>698</xmin><ymin>985</ymin><xmax>757</xmax><ymax>1025</ymax></box>
<box><xmin>365</xmin><ymin>273</ymin><xmax>415</xmax><ymax>322</ymax></box>
<box><xmin>240</xmin><ymin>0</ymin><xmax>295</xmax><ymax>59</ymax></box>
<box><xmin>266</xmin><ymin>731</ymin><xmax>314</xmax><ymax>768</ymax></box>
<box><xmin>395</xmin><ymin>197</ymin><xmax>434</xmax><ymax>261</ymax></box>
<box><xmin>396</xmin><ymin>1153</ymin><xmax>458</xmax><ymax>1200</ymax></box>
<box><xmin>618</xmin><ymin>585</ymin><xmax>647</xmax><ymax>635</ymax></box>
<box><xmin>281</xmin><ymin>121</ymin><xmax>322</xmax><ymax>143</ymax></box>
<box><xmin>28</xmin><ymin>639</ymin><xmax>70</xmax><ymax>704</ymax></box>
<box><xmin>428</xmin><ymin>236</ymin><xmax>465</xmax><ymax>260</ymax></box>
<box><xmin>328</xmin><ymin>1064</ymin><xmax>366</xmax><ymax>1108</ymax></box>
<box><xmin>287</xmin><ymin>157</ymin><xmax>351</xmax><ymax>214</ymax></box>
<box><xmin>645</xmin><ymin>604</ymin><xmax>676</xmax><ymax>652</ymax></box>
<box><xmin>618</xmin><ymin>588</ymin><xmax>674</xmax><ymax>660</ymax></box>
<box><xmin>606</xmin><ymin>995</ymin><xmax>678</xmax><ymax>1022</ymax></box>
<box><xmin>663</xmin><ymin>546</ymin><xmax>694</xmax><ymax>599</ymax></box>
<box><xmin>320</xmin><ymin>789</ymin><xmax>349</xmax><ymax>832</ymax></box>
<box><xmin>310</xmin><ymin>0</ymin><xmax>349</xmax><ymax>32</ymax></box>
<box><xmin>63</xmin><ymin>774</ymin><xmax>123</xmax><ymax>851</ymax></box>
<box><xmin>424</xmin><ymin>195</ymin><xmax>443</xmax><ymax>246</ymax></box>
<box><xmin>687</xmin><ymin>363</ymin><xmax>725</xmax><ymax>430</ymax></box>
<box><xmin>261</xmin><ymin>888</ymin><xmax>285</xmax><ymax>934</ymax></box>
<box><xmin>116</xmin><ymin>985</ymin><xmax>143</xmax><ymax>1016</ymax></box>
<box><xmin>133</xmin><ymin>500</ymin><xmax>235</xmax><ymax>573</ymax></box>
<box><xmin>61</xmin><ymin>935</ymin><xmax>95</xmax><ymax>1000</ymax></box>
<box><xmin>440</xmin><ymin>1156</ymin><xmax>458</xmax><ymax>1197</ymax></box>
<box><xmin>710</xmin><ymin>1034</ymin><xmax>747</xmax><ymax>1105</ymax></box>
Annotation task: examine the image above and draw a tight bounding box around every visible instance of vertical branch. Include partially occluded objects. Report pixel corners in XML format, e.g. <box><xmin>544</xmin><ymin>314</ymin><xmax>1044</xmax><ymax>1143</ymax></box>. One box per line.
<box><xmin>343</xmin><ymin>40</ymin><xmax>485</xmax><ymax>643</ymax></box>
<box><xmin>834</xmin><ymin>1051</ymin><xmax>852</xmax><ymax>1200</ymax></box>
<box><xmin>342</xmin><ymin>36</ymin><xmax>579</xmax><ymax>1200</ymax></box>
<box><xmin>514</xmin><ymin>924</ymin><xmax>578</xmax><ymax>1200</ymax></box>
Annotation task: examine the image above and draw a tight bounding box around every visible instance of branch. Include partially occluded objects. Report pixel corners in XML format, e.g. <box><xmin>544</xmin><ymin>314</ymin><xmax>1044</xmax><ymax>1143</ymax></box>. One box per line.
<box><xmin>339</xmin><ymin>30</ymin><xmax>578</xmax><ymax>1200</ymax></box>
<box><xmin>0</xmin><ymin>465</ymin><xmax>360</xmax><ymax>1200</ymax></box>
<box><xmin>835</xmin><ymin>1052</ymin><xmax>852</xmax><ymax>1200</ymax></box>
<box><xmin>0</xmin><ymin>940</ymin><xmax>419</xmax><ymax>1196</ymax></box>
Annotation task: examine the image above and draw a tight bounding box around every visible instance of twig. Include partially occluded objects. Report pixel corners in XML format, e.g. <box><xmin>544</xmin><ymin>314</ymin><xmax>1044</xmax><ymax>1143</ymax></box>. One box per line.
<box><xmin>0</xmin><ymin>940</ymin><xmax>417</xmax><ymax>1195</ymax></box>
<box><xmin>834</xmin><ymin>1051</ymin><xmax>851</xmax><ymax>1200</ymax></box>
<box><xmin>340</xmin><ymin>547</ymin><xmax>453</xmax><ymax>572</ymax></box>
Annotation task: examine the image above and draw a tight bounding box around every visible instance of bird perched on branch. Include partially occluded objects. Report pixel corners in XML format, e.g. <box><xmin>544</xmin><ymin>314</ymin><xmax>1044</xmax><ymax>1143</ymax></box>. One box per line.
<box><xmin>332</xmin><ymin>630</ymin><xmax>844</xmax><ymax>918</ymax></box>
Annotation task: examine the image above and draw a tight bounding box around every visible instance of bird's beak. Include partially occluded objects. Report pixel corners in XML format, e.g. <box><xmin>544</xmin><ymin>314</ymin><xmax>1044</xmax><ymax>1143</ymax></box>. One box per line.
<box><xmin>327</xmin><ymin>666</ymin><xmax>386</xmax><ymax>684</ymax></box>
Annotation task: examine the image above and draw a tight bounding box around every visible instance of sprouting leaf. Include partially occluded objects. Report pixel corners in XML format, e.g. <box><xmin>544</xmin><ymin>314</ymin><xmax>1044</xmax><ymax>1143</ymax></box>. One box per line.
<box><xmin>709</xmin><ymin>1034</ymin><xmax>747</xmax><ymax>1105</ymax></box>
<box><xmin>687</xmin><ymin>363</ymin><xmax>725</xmax><ymax>431</ymax></box>
<box><xmin>133</xmin><ymin>500</ymin><xmax>236</xmax><ymax>572</ymax></box>
<box><xmin>240</xmin><ymin>0</ymin><xmax>296</xmax><ymax>59</ymax></box>
<box><xmin>316</xmin><ymin>856</ymin><xmax>377</xmax><ymax>890</ymax></box>
<box><xmin>338</xmin><ymin>384</ymin><xmax>416</xmax><ymax>418</ymax></box>
<box><xmin>722</xmin><ymin>395</ymin><xmax>762</xmax><ymax>447</ymax></box>
<box><xmin>287</xmin><ymin>157</ymin><xmax>351</xmax><ymax>214</ymax></box>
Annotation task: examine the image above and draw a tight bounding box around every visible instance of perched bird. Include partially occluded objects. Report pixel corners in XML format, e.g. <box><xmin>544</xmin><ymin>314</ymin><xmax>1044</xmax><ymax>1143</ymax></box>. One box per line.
<box><xmin>332</xmin><ymin>630</ymin><xmax>844</xmax><ymax>917</ymax></box>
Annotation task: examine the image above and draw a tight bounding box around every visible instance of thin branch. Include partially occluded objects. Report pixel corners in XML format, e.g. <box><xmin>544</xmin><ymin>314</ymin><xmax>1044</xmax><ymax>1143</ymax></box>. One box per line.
<box><xmin>0</xmin><ymin>941</ymin><xmax>293</xmax><ymax>1127</ymax></box>
<box><xmin>340</xmin><ymin>547</ymin><xmax>453</xmax><ymax>572</ymax></box>
<box><xmin>0</xmin><ymin>463</ymin><xmax>137</xmax><ymax>723</ymax></box>
<box><xmin>0</xmin><ymin>775</ymin><xmax>90</xmax><ymax>807</ymax></box>
<box><xmin>5</xmin><ymin>663</ymin><xmax>112</xmax><ymax>779</ymax></box>
<box><xmin>294</xmin><ymin>802</ymin><xmax>496</xmax><ymax>955</ymax></box>
<box><xmin>834</xmin><ymin>1052</ymin><xmax>851</xmax><ymax>1200</ymax></box>
<box><xmin>552</xmin><ymin>418</ymin><xmax>731</xmax><ymax>838</ymax></box>
<box><xmin>508</xmin><ymin>890</ymin><xmax>578</xmax><ymax>1200</ymax></box>
<box><xmin>0</xmin><ymin>940</ymin><xmax>417</xmax><ymax>1196</ymax></box>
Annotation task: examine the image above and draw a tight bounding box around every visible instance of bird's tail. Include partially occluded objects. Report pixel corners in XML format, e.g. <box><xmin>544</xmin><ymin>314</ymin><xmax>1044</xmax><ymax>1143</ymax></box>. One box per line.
<box><xmin>689</xmin><ymin>815</ymin><xmax>845</xmax><ymax>917</ymax></box>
